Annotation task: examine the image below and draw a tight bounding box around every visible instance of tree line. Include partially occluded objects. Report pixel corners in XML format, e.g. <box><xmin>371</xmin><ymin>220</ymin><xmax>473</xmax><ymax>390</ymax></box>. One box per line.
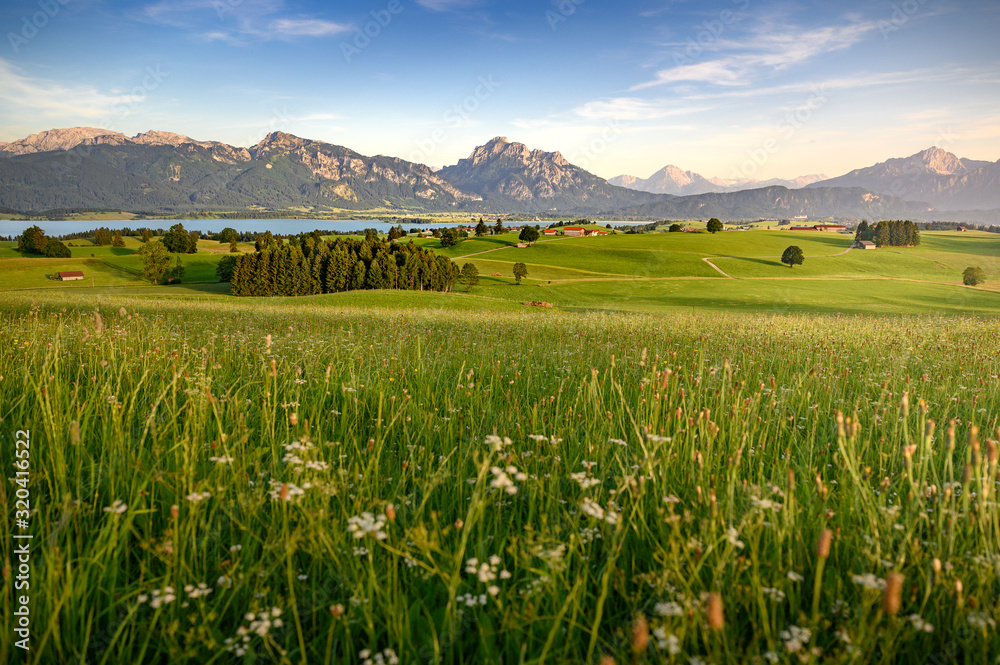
<box><xmin>227</xmin><ymin>235</ymin><xmax>460</xmax><ymax>297</ymax></box>
<box><xmin>855</xmin><ymin>220</ymin><xmax>921</xmax><ymax>247</ymax></box>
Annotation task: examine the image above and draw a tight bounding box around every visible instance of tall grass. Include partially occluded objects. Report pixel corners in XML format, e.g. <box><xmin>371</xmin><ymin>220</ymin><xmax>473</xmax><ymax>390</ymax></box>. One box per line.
<box><xmin>1</xmin><ymin>292</ymin><xmax>998</xmax><ymax>664</ymax></box>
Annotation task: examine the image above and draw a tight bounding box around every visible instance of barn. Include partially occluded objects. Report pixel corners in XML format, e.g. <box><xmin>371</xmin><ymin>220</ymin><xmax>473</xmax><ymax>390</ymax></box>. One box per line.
<box><xmin>851</xmin><ymin>241</ymin><xmax>876</xmax><ymax>249</ymax></box>
<box><xmin>58</xmin><ymin>271</ymin><xmax>85</xmax><ymax>281</ymax></box>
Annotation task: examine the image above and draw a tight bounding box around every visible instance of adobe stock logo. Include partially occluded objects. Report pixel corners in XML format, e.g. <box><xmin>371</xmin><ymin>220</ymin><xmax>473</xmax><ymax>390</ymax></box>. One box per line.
<box><xmin>341</xmin><ymin>0</ymin><xmax>404</xmax><ymax>63</ymax></box>
<box><xmin>8</xmin><ymin>0</ymin><xmax>71</xmax><ymax>54</ymax></box>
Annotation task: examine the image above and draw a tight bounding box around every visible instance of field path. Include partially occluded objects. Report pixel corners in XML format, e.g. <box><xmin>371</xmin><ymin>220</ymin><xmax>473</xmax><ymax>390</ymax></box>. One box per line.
<box><xmin>701</xmin><ymin>257</ymin><xmax>734</xmax><ymax>279</ymax></box>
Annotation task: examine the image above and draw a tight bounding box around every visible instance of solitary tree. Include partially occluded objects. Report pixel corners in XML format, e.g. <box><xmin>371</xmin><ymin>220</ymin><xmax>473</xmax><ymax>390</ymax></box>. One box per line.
<box><xmin>137</xmin><ymin>241</ymin><xmax>171</xmax><ymax>284</ymax></box>
<box><xmin>230</xmin><ymin>238</ymin><xmax>240</xmax><ymax>253</ymax></box>
<box><xmin>112</xmin><ymin>230</ymin><xmax>125</xmax><ymax>247</ymax></box>
<box><xmin>668</xmin><ymin>223</ymin><xmax>682</xmax><ymax>233</ymax></box>
<box><xmin>519</xmin><ymin>226</ymin><xmax>540</xmax><ymax>244</ymax></box>
<box><xmin>706</xmin><ymin>218</ymin><xmax>723</xmax><ymax>234</ymax></box>
<box><xmin>513</xmin><ymin>262</ymin><xmax>528</xmax><ymax>285</ymax></box>
<box><xmin>475</xmin><ymin>219</ymin><xmax>489</xmax><ymax>237</ymax></box>
<box><xmin>460</xmin><ymin>262</ymin><xmax>479</xmax><ymax>292</ymax></box>
<box><xmin>781</xmin><ymin>245</ymin><xmax>805</xmax><ymax>268</ymax></box>
<box><xmin>963</xmin><ymin>266</ymin><xmax>986</xmax><ymax>286</ymax></box>
<box><xmin>440</xmin><ymin>228</ymin><xmax>460</xmax><ymax>248</ymax></box>
<box><xmin>493</xmin><ymin>218</ymin><xmax>505</xmax><ymax>235</ymax></box>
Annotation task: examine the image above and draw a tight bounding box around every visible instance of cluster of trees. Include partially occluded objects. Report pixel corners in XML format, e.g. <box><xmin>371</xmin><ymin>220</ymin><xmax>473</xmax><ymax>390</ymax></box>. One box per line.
<box><xmin>160</xmin><ymin>223</ymin><xmax>202</xmax><ymax>253</ymax></box>
<box><xmin>228</xmin><ymin>235</ymin><xmax>460</xmax><ymax>297</ymax></box>
<box><xmin>15</xmin><ymin>225</ymin><xmax>71</xmax><ymax>258</ymax></box>
<box><xmin>855</xmin><ymin>220</ymin><xmax>921</xmax><ymax>247</ymax></box>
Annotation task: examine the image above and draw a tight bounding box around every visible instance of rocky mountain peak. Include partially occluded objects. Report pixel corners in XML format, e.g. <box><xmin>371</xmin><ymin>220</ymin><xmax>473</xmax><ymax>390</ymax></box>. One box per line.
<box><xmin>0</xmin><ymin>127</ymin><xmax>126</xmax><ymax>155</ymax></box>
<box><xmin>911</xmin><ymin>146</ymin><xmax>966</xmax><ymax>175</ymax></box>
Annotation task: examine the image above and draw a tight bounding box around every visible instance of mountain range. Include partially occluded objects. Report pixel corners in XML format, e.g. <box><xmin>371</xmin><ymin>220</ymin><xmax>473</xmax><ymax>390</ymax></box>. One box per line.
<box><xmin>804</xmin><ymin>147</ymin><xmax>1000</xmax><ymax>211</ymax></box>
<box><xmin>609</xmin><ymin>166</ymin><xmax>827</xmax><ymax>196</ymax></box>
<box><xmin>0</xmin><ymin>128</ymin><xmax>996</xmax><ymax>222</ymax></box>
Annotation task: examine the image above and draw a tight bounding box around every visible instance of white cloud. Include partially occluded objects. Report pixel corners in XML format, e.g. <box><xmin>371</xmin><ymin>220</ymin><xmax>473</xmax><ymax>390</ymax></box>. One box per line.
<box><xmin>268</xmin><ymin>18</ymin><xmax>350</xmax><ymax>37</ymax></box>
<box><xmin>416</xmin><ymin>0</ymin><xmax>480</xmax><ymax>11</ymax></box>
<box><xmin>136</xmin><ymin>0</ymin><xmax>347</xmax><ymax>43</ymax></box>
<box><xmin>632</xmin><ymin>18</ymin><xmax>879</xmax><ymax>90</ymax></box>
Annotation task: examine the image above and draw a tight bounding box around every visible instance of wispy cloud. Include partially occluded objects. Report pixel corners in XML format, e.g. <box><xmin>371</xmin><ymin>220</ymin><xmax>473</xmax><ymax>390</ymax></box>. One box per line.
<box><xmin>267</xmin><ymin>18</ymin><xmax>350</xmax><ymax>37</ymax></box>
<box><xmin>416</xmin><ymin>0</ymin><xmax>481</xmax><ymax>12</ymax></box>
<box><xmin>0</xmin><ymin>58</ymin><xmax>145</xmax><ymax>119</ymax></box>
<box><xmin>136</xmin><ymin>0</ymin><xmax>348</xmax><ymax>44</ymax></box>
<box><xmin>633</xmin><ymin>18</ymin><xmax>879</xmax><ymax>90</ymax></box>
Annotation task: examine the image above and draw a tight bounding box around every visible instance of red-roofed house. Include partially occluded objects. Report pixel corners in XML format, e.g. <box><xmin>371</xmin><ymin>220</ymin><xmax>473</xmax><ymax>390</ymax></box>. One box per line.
<box><xmin>58</xmin><ymin>271</ymin><xmax>85</xmax><ymax>281</ymax></box>
<box><xmin>542</xmin><ymin>229</ymin><xmax>558</xmax><ymax>236</ymax></box>
<box><xmin>789</xmin><ymin>227</ymin><xmax>816</xmax><ymax>231</ymax></box>
<box><xmin>563</xmin><ymin>227</ymin><xmax>586</xmax><ymax>237</ymax></box>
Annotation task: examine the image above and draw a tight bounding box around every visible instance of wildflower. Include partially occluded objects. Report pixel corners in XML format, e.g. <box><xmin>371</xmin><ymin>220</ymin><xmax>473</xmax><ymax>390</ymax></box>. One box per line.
<box><xmin>781</xmin><ymin>625</ymin><xmax>811</xmax><ymax>652</ymax></box>
<box><xmin>968</xmin><ymin>612</ymin><xmax>997</xmax><ymax>630</ymax></box>
<box><xmin>654</xmin><ymin>601</ymin><xmax>683</xmax><ymax>617</ymax></box>
<box><xmin>184</xmin><ymin>583</ymin><xmax>212</xmax><ymax>599</ymax></box>
<box><xmin>186</xmin><ymin>491</ymin><xmax>212</xmax><ymax>503</ymax></box>
<box><xmin>851</xmin><ymin>573</ymin><xmax>886</xmax><ymax>590</ymax></box>
<box><xmin>485</xmin><ymin>434</ymin><xmax>513</xmax><ymax>451</ymax></box>
<box><xmin>209</xmin><ymin>455</ymin><xmax>234</xmax><ymax>464</ymax></box>
<box><xmin>230</xmin><ymin>544</ymin><xmax>243</xmax><ymax>553</ymax></box>
<box><xmin>103</xmin><ymin>500</ymin><xmax>127</xmax><ymax>514</ymax></box>
<box><xmin>787</xmin><ymin>571</ymin><xmax>804</xmax><ymax>582</ymax></box>
<box><xmin>762</xmin><ymin>587</ymin><xmax>786</xmax><ymax>602</ymax></box>
<box><xmin>359</xmin><ymin>648</ymin><xmax>400</xmax><ymax>665</ymax></box>
<box><xmin>581</xmin><ymin>500</ymin><xmax>619</xmax><ymax>525</ymax></box>
<box><xmin>726</xmin><ymin>527</ymin><xmax>745</xmax><ymax>549</ymax></box>
<box><xmin>662</xmin><ymin>495</ymin><xmax>681</xmax><ymax>504</ymax></box>
<box><xmin>908</xmin><ymin>614</ymin><xmax>934</xmax><ymax>632</ymax></box>
<box><xmin>652</xmin><ymin>627</ymin><xmax>680</xmax><ymax>654</ymax></box>
<box><xmin>137</xmin><ymin>586</ymin><xmax>176</xmax><ymax>609</ymax></box>
<box><xmin>347</xmin><ymin>512</ymin><xmax>388</xmax><ymax>540</ymax></box>
<box><xmin>267</xmin><ymin>480</ymin><xmax>305</xmax><ymax>502</ymax></box>
<box><xmin>217</xmin><ymin>575</ymin><xmax>233</xmax><ymax>589</ymax></box>
<box><xmin>570</xmin><ymin>471</ymin><xmax>601</xmax><ymax>490</ymax></box>
<box><xmin>490</xmin><ymin>466</ymin><xmax>526</xmax><ymax>495</ymax></box>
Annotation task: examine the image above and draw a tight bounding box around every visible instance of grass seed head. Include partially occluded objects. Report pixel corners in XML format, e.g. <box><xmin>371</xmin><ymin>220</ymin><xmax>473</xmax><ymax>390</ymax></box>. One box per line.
<box><xmin>817</xmin><ymin>529</ymin><xmax>833</xmax><ymax>559</ymax></box>
<box><xmin>707</xmin><ymin>593</ymin><xmax>724</xmax><ymax>630</ymax></box>
<box><xmin>630</xmin><ymin>614</ymin><xmax>649</xmax><ymax>654</ymax></box>
<box><xmin>883</xmin><ymin>573</ymin><xmax>903</xmax><ymax>615</ymax></box>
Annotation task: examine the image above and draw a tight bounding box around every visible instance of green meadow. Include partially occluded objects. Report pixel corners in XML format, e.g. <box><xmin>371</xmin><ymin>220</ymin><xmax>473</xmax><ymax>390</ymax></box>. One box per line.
<box><xmin>1</xmin><ymin>227</ymin><xmax>999</xmax><ymax>664</ymax></box>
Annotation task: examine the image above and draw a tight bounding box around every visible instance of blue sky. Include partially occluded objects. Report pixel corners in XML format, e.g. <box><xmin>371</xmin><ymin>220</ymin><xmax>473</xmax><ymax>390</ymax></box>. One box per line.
<box><xmin>1</xmin><ymin>0</ymin><xmax>998</xmax><ymax>181</ymax></box>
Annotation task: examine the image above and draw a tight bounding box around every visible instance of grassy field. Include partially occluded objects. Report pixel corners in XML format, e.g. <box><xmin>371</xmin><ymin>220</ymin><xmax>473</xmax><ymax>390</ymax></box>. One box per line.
<box><xmin>1</xmin><ymin>292</ymin><xmax>998</xmax><ymax>665</ymax></box>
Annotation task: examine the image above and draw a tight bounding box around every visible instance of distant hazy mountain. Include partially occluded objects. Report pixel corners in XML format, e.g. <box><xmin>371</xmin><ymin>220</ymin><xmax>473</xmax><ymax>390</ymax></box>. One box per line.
<box><xmin>0</xmin><ymin>128</ymin><xmax>996</xmax><ymax>222</ymax></box>
<box><xmin>609</xmin><ymin>165</ymin><xmax>827</xmax><ymax>195</ymax></box>
<box><xmin>437</xmin><ymin>137</ymin><xmax>658</xmax><ymax>212</ymax></box>
<box><xmin>615</xmin><ymin>186</ymin><xmax>934</xmax><ymax>221</ymax></box>
<box><xmin>808</xmin><ymin>147</ymin><xmax>1000</xmax><ymax>211</ymax></box>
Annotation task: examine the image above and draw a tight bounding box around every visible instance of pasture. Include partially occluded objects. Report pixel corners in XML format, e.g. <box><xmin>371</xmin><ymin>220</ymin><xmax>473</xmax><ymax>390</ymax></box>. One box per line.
<box><xmin>1</xmin><ymin>292</ymin><xmax>999</xmax><ymax>664</ymax></box>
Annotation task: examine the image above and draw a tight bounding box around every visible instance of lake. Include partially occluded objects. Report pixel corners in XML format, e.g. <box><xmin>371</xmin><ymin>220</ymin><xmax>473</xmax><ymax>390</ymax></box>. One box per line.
<box><xmin>0</xmin><ymin>218</ymin><xmax>645</xmax><ymax>238</ymax></box>
<box><xmin>0</xmin><ymin>219</ymin><xmax>440</xmax><ymax>237</ymax></box>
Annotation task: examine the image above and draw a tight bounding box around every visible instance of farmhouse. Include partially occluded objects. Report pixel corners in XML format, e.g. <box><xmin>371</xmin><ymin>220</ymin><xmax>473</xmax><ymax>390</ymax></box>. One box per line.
<box><xmin>789</xmin><ymin>226</ymin><xmax>816</xmax><ymax>231</ymax></box>
<box><xmin>584</xmin><ymin>229</ymin><xmax>608</xmax><ymax>236</ymax></box>
<box><xmin>58</xmin><ymin>271</ymin><xmax>85</xmax><ymax>281</ymax></box>
<box><xmin>542</xmin><ymin>229</ymin><xmax>558</xmax><ymax>236</ymax></box>
<box><xmin>813</xmin><ymin>224</ymin><xmax>847</xmax><ymax>232</ymax></box>
<box><xmin>851</xmin><ymin>240</ymin><xmax>876</xmax><ymax>249</ymax></box>
<box><xmin>563</xmin><ymin>227</ymin><xmax>586</xmax><ymax>237</ymax></box>
<box><xmin>957</xmin><ymin>226</ymin><xmax>968</xmax><ymax>232</ymax></box>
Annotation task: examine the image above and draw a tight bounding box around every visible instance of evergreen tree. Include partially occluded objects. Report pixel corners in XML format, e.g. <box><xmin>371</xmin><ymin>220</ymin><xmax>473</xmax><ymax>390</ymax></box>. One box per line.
<box><xmin>493</xmin><ymin>219</ymin><xmax>505</xmax><ymax>235</ymax></box>
<box><xmin>350</xmin><ymin>260</ymin><xmax>366</xmax><ymax>290</ymax></box>
<box><xmin>475</xmin><ymin>219</ymin><xmax>488</xmax><ymax>236</ymax></box>
<box><xmin>111</xmin><ymin>231</ymin><xmax>125</xmax><ymax>247</ymax></box>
